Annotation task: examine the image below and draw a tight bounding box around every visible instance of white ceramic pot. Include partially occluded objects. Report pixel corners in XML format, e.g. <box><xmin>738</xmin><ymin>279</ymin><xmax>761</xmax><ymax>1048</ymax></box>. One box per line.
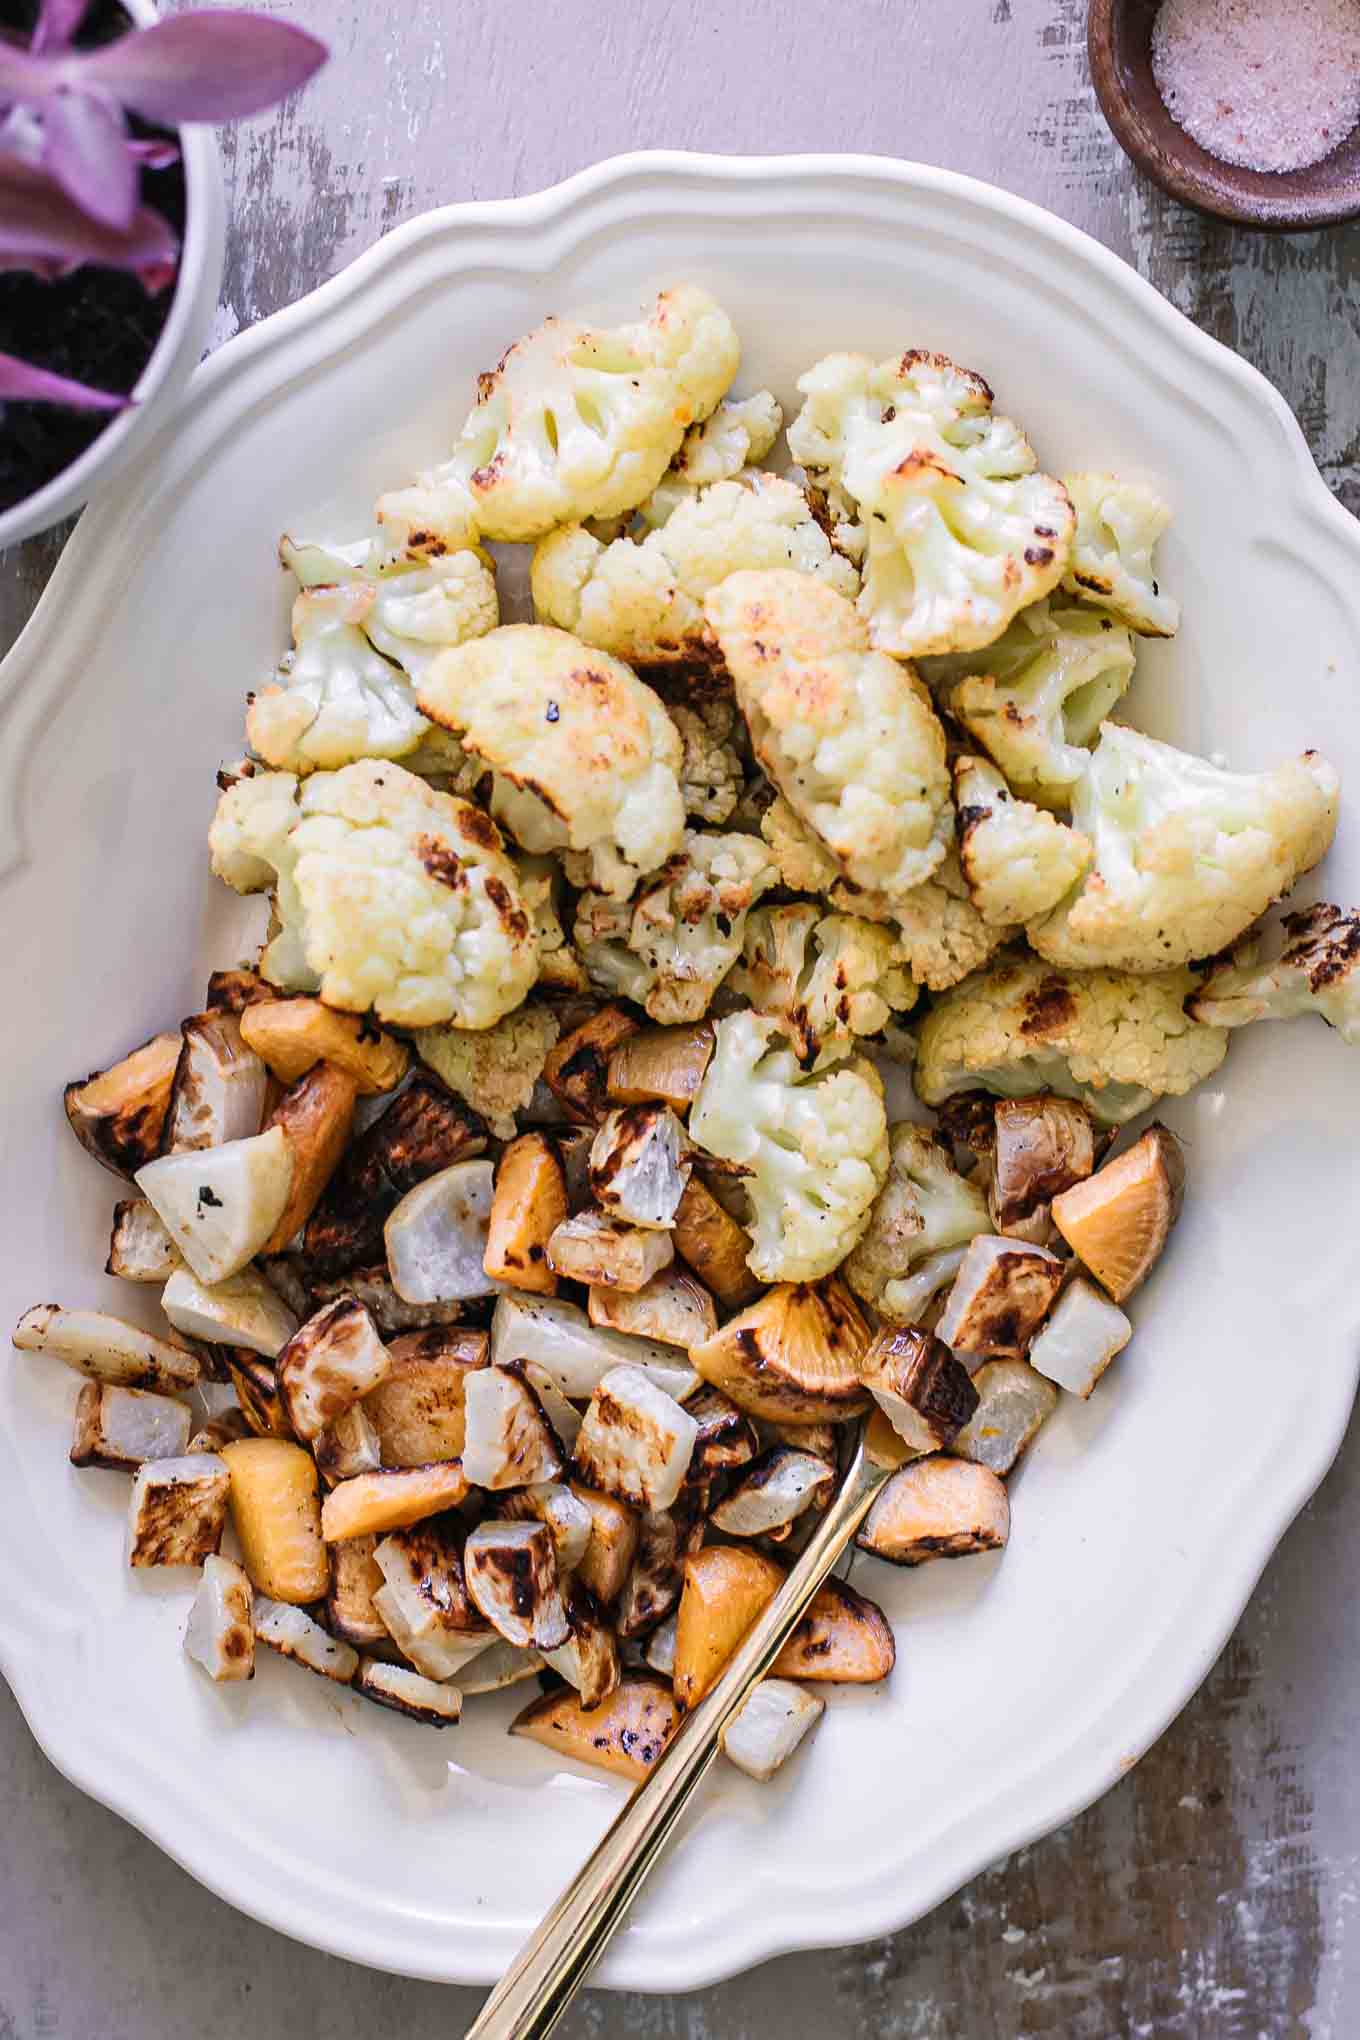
<box><xmin>0</xmin><ymin>0</ymin><xmax>226</xmax><ymax>550</ymax></box>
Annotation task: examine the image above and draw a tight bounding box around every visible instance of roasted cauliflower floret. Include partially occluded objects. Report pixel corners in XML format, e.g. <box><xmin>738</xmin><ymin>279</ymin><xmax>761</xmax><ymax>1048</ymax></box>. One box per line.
<box><xmin>208</xmin><ymin>760</ymin><xmax>539</xmax><ymax>1029</ymax></box>
<box><xmin>1029</xmin><ymin>724</ymin><xmax>1340</xmax><ymax>972</ymax></box>
<box><xmin>518</xmin><ymin>852</ymin><xmax>589</xmax><ymax>993</ymax></box>
<box><xmin>247</xmin><ymin>544</ymin><xmax>498</xmax><ymax>777</ymax></box>
<box><xmin>1188</xmin><ymin>903</ymin><xmax>1360</xmax><ymax>1045</ymax></box>
<box><xmin>416</xmin><ymin>624</ymin><xmax>685</xmax><ymax>899</ymax></box>
<box><xmin>954</xmin><ymin>754</ymin><xmax>1091</xmax><ymax>927</ymax></box>
<box><xmin>690</xmin><ymin>1012</ymin><xmax>889</xmax><ymax>1281</ymax></box>
<box><xmin>914</xmin><ymin>954</ymin><xmax>1230</xmax><ymax>1126</ymax></box>
<box><xmin>668</xmin><ymin>698</ymin><xmax>746</xmax><ymax>825</ymax></box>
<box><xmin>1061</xmin><ymin>473</ymin><xmax>1179</xmax><ymax>637</ymax></box>
<box><xmin>843</xmin><ymin>1123</ymin><xmax>990</xmax><ymax>1323</ymax></box>
<box><xmin>923</xmin><ymin>600</ymin><xmax>1137</xmax><ymax>809</ymax></box>
<box><xmin>531</xmin><ymin>472</ymin><xmax>858</xmax><ymax>674</ymax></box>
<box><xmin>787</xmin><ymin>349</ymin><xmax>1074</xmax><ymax>657</ymax></box>
<box><xmin>574</xmin><ymin>829</ymin><xmax>777</xmax><ymax>1023</ymax></box>
<box><xmin>705</xmin><ymin>568</ymin><xmax>952</xmax><ymax>897</ymax></box>
<box><xmin>414</xmin><ymin>1004</ymin><xmax>561</xmax><ymax>1136</ymax></box>
<box><xmin>375</xmin><ymin>284</ymin><xmax>740</xmax><ymax>552</ymax></box>
<box><xmin>640</xmin><ymin>389</ymin><xmax>783</xmax><ymax>525</ymax></box>
<box><xmin>730</xmin><ymin>905</ymin><xmax>917</xmax><ymax>1065</ymax></box>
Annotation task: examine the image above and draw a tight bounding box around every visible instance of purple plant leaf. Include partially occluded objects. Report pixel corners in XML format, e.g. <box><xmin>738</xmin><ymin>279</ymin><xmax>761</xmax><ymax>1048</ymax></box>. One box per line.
<box><xmin>32</xmin><ymin>0</ymin><xmax>91</xmax><ymax>55</ymax></box>
<box><xmin>42</xmin><ymin>88</ymin><xmax>136</xmax><ymax>230</ymax></box>
<box><xmin>74</xmin><ymin>13</ymin><xmax>327</xmax><ymax>124</ymax></box>
<box><xmin>0</xmin><ymin>347</ymin><xmax>128</xmax><ymax>409</ymax></box>
<box><xmin>0</xmin><ymin>155</ymin><xmax>176</xmax><ymax>288</ymax></box>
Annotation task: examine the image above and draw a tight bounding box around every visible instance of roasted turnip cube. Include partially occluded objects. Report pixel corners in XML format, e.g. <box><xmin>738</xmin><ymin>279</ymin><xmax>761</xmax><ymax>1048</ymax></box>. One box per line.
<box><xmin>64</xmin><ymin>1031</ymin><xmax>180</xmax><ymax>1177</ymax></box>
<box><xmin>223</xmin><ymin>1351</ymin><xmax>291</xmax><ymax>1438</ymax></box>
<box><xmin>570</xmin><ymin>1483</ymin><xmax>641</xmax><ymax>1606</ymax></box>
<box><xmin>184</xmin><ymin>1554</ymin><xmax>255</xmax><ymax>1682</ymax></box>
<box><xmin>320</xmin><ymin>1462</ymin><xmax>469</xmax><ymax>1543</ymax></box>
<box><xmin>949</xmin><ymin>1360</ymin><xmax>1059</xmax><ymax>1473</ymax></box>
<box><xmin>861</xmin><ymin>1326</ymin><xmax>979</xmax><ymax>1451</ymax></box>
<box><xmin>460</xmin><ymin>1365</ymin><xmax>565</xmax><ymax>1490</ymax></box>
<box><xmin>135</xmin><ymin>1126</ymin><xmax>295</xmax><ymax>1285</ymax></box>
<box><xmin>496</xmin><ymin>1482</ymin><xmax>593</xmax><ymax>1570</ymax></box>
<box><xmin>70</xmin><ymin>1380</ymin><xmax>192</xmax><ymax>1471</ymax></box>
<box><xmin>722</xmin><ymin>1678</ymin><xmax>824</xmax><ymax>1782</ymax></box>
<box><xmin>1028</xmin><ymin>1276</ymin><xmax>1132</xmax><ymax>1398</ymax></box>
<box><xmin>326</xmin><ymin>1535</ymin><xmax>388</xmax><ymax>1647</ymax></box>
<box><xmin>364</xmin><ymin>1327</ymin><xmax>487</xmax><ymax>1465</ymax></box>
<box><xmin>574</xmin><ymin>1365</ymin><xmax>700</xmax><ymax>1511</ymax></box>
<box><xmin>857</xmin><ymin>1457</ymin><xmax>1010</xmax><ymax>1567</ymax></box>
<box><xmin>13</xmin><ymin>1305</ymin><xmax>199</xmax><ymax>1391</ymax></box>
<box><xmin>686</xmin><ymin>1386</ymin><xmax>760</xmax><ymax>1479</ymax></box>
<box><xmin>935</xmin><ymin>1236</ymin><xmax>1064</xmax><ymax>1363</ymax></box>
<box><xmin>162</xmin><ymin>1012</ymin><xmax>269</xmax><ymax>1154</ymax></box>
<box><xmin>371</xmin><ymin>1521</ymin><xmax>490</xmax><ymax>1679</ymax></box>
<box><xmin>491</xmin><ymin>1292</ymin><xmax>697</xmax><ymax>1402</ymax></box>
<box><xmin>464</xmin><ymin>1520</ymin><xmax>570</xmax><ymax>1650</ymax></box>
<box><xmin>312</xmin><ymin>1401</ymin><xmax>383</xmax><ymax>1486</ymax></box>
<box><xmin>445</xmin><ymin>1638</ymin><xmax>544</xmax><ymax>1694</ymax></box>
<box><xmin>107</xmin><ymin>1199</ymin><xmax>181</xmax><ymax>1282</ymax></box>
<box><xmin>128</xmin><ymin>1454</ymin><xmax>230</xmax><ymax>1567</ymax></box>
<box><xmin>643</xmin><ymin>1612</ymin><xmax>678</xmax><ymax>1677</ymax></box>
<box><xmin>384</xmin><ymin>1159</ymin><xmax>497</xmax><ymax>1305</ymax></box>
<box><xmin>356</xmin><ymin>1657</ymin><xmax>462</xmax><ymax>1726</ymax></box>
<box><xmin>254</xmin><ymin>1596</ymin><xmax>358</xmax><ymax>1683</ymax></box>
<box><xmin>542</xmin><ymin>1581</ymin><xmax>621</xmax><ymax>1711</ymax></box>
<box><xmin>587</xmin><ymin>1265</ymin><xmax>718</xmax><ymax>1349</ymax></box>
<box><xmin>546</xmin><ymin>1209</ymin><xmax>674</xmax><ymax>1293</ymax></box>
<box><xmin>616</xmin><ymin>1490</ymin><xmax>707</xmax><ymax>1639</ymax></box>
<box><xmin>276</xmin><ymin>1297</ymin><xmax>391</xmax><ymax>1442</ymax></box>
<box><xmin>161</xmin><ymin>1264</ymin><xmax>298</xmax><ymax>1360</ymax></box>
<box><xmin>708</xmin><ymin>1448</ymin><xmax>835</xmax><ymax>1538</ymax></box>
<box><xmin>589</xmin><ymin>1104</ymin><xmax>690</xmax><ymax>1230</ymax></box>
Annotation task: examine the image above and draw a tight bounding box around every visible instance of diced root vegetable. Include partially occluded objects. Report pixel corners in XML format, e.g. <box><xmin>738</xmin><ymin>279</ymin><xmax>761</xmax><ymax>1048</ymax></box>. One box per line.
<box><xmin>689</xmin><ymin>1280</ymin><xmax>871</xmax><ymax>1424</ymax></box>
<box><xmin>464</xmin><ymin>1520</ymin><xmax>570</xmax><ymax>1650</ymax></box>
<box><xmin>643</xmin><ymin>1612</ymin><xmax>678</xmax><ymax>1677</ymax></box>
<box><xmin>461</xmin><ymin>1365</ymin><xmax>565</xmax><ymax>1489</ymax></box>
<box><xmin>222</xmin><ymin>1437</ymin><xmax>329</xmax><ymax>1602</ymax></box>
<box><xmin>320</xmin><ymin>1463</ymin><xmax>469</xmax><ymax>1543</ymax></box>
<box><xmin>674</xmin><ymin>1545</ymin><xmax>785</xmax><ymax>1709</ymax></box>
<box><xmin>570</xmin><ymin>1483</ymin><xmax>640</xmax><ymax>1605</ymax></box>
<box><xmin>510</xmin><ymin>1674</ymin><xmax>678</xmax><ymax>1782</ymax></box>
<box><xmin>135</xmin><ymin>1126</ymin><xmax>295</xmax><ymax>1286</ymax></box>
<box><xmin>546</xmin><ymin>1209</ymin><xmax>674</xmax><ymax>1293</ymax></box>
<box><xmin>356</xmin><ymin>1657</ymin><xmax>462</xmax><ymax>1725</ymax></box>
<box><xmin>163</xmin><ymin>1012</ymin><xmax>269</xmax><ymax>1155</ymax></box>
<box><xmin>239</xmin><ymin>998</ymin><xmax>409</xmax><ymax>1094</ymax></box>
<box><xmin>491</xmin><ymin>1291</ymin><xmax>697</xmax><ymax>1403</ymax></box>
<box><xmin>1050</xmin><ymin>1125</ymin><xmax>1185</xmax><ymax>1302</ymax></box>
<box><xmin>107</xmin><ymin>1199</ymin><xmax>181</xmax><ymax>1282</ymax></box>
<box><xmin>862</xmin><ymin>1326</ymin><xmax>979</xmax><ymax>1451</ymax></box>
<box><xmin>588</xmin><ymin>1104</ymin><xmax>690</xmax><ymax>1230</ymax></box>
<box><xmin>302</xmin><ymin>1073</ymin><xmax>484</xmax><ymax>1278</ymax></box>
<box><xmin>672</xmin><ymin>1175</ymin><xmax>761</xmax><ymax>1310</ymax></box>
<box><xmin>224</xmin><ymin>1352</ymin><xmax>292</xmax><ymax>1437</ymax></box>
<box><xmin>708</xmin><ymin>1448</ymin><xmax>835</xmax><ymax>1537</ymax></box>
<box><xmin>949</xmin><ymin>1360</ymin><xmax>1059</xmax><ymax>1472</ymax></box>
<box><xmin>483</xmin><ymin>1134</ymin><xmax>567</xmax><ymax>1295</ymax></box>
<box><xmin>276</xmin><ymin>1298</ymin><xmax>391</xmax><ymax>1442</ymax></box>
<box><xmin>371</xmin><ymin>1521</ymin><xmax>491</xmax><ymax>1677</ymax></box>
<box><xmin>326</xmin><ymin>1535</ymin><xmax>388</xmax><ymax>1646</ymax></box>
<box><xmin>184</xmin><ymin>1555</ymin><xmax>255</xmax><ymax>1681</ymax></box>
<box><xmin>206</xmin><ymin>968</ymin><xmax>273</xmax><ymax>1014</ymax></box>
<box><xmin>935</xmin><ymin>1235</ymin><xmax>1065</xmax><ymax>1363</ymax></box>
<box><xmin>587</xmin><ymin>1265</ymin><xmax>717</xmax><ymax>1350</ymax></box>
<box><xmin>573</xmin><ymin>1365</ymin><xmax>700</xmax><ymax>1511</ymax></box>
<box><xmin>309</xmin><ymin>1266</ymin><xmax>467</xmax><ymax>1334</ymax></box>
<box><xmin>857</xmin><ymin>1457</ymin><xmax>1010</xmax><ymax>1567</ymax></box>
<box><xmin>384</xmin><ymin>1160</ymin><xmax>498</xmax><ymax>1304</ymax></box>
<box><xmin>64</xmin><ymin>1030</ymin><xmax>180</xmax><ymax>1177</ymax></box>
<box><xmin>363</xmin><ymin>1328</ymin><xmax>487</xmax><ymax>1465</ymax></box>
<box><xmin>128</xmin><ymin>1454</ymin><xmax>230</xmax><ymax>1567</ymax></box>
<box><xmin>686</xmin><ymin>1386</ymin><xmax>760</xmax><ymax>1479</ymax></box>
<box><xmin>446</xmin><ymin>1638</ymin><xmax>544</xmax><ymax>1694</ymax></box>
<box><xmin>161</xmin><ymin>1264</ymin><xmax>298</xmax><ymax>1360</ymax></box>
<box><xmin>13</xmin><ymin>1305</ymin><xmax>200</xmax><ymax>1391</ymax></box>
<box><xmin>770</xmin><ymin>1579</ymin><xmax>896</xmax><ymax>1683</ymax></box>
<box><xmin>260</xmin><ymin>1060</ymin><xmax>359</xmax><ymax>1256</ymax></box>
<box><xmin>990</xmin><ymin>1095</ymin><xmax>1095</xmax><ymax>1232</ymax></box>
<box><xmin>496</xmin><ymin>1482</ymin><xmax>592</xmax><ymax>1570</ymax></box>
<box><xmin>542</xmin><ymin>1582</ymin><xmax>622</xmax><ymax>1710</ymax></box>
<box><xmin>312</xmin><ymin>1401</ymin><xmax>382</xmax><ymax>1485</ymax></box>
<box><xmin>1027</xmin><ymin>1276</ymin><xmax>1132</xmax><ymax>1398</ymax></box>
<box><xmin>71</xmin><ymin>1381</ymin><xmax>192</xmax><ymax>1471</ymax></box>
<box><xmin>722</xmin><ymin>1678</ymin><xmax>824</xmax><ymax>1782</ymax></box>
<box><xmin>605</xmin><ymin>1023</ymin><xmax>714</xmax><ymax>1114</ymax></box>
<box><xmin>617</xmin><ymin>1493</ymin><xmax>707</xmax><ymax>1639</ymax></box>
<box><xmin>543</xmin><ymin>1005</ymin><xmax>641</xmax><ymax>1124</ymax></box>
<box><xmin>254</xmin><ymin>1596</ymin><xmax>359</xmax><ymax>1683</ymax></box>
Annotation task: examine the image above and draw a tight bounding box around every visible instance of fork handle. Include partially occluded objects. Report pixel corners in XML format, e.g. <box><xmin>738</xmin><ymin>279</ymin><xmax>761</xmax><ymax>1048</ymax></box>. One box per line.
<box><xmin>465</xmin><ymin>1447</ymin><xmax>890</xmax><ymax>2040</ymax></box>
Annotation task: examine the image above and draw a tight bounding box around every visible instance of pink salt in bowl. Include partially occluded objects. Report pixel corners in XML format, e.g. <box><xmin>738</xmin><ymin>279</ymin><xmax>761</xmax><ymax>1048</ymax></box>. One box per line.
<box><xmin>1089</xmin><ymin>0</ymin><xmax>1360</xmax><ymax>230</ymax></box>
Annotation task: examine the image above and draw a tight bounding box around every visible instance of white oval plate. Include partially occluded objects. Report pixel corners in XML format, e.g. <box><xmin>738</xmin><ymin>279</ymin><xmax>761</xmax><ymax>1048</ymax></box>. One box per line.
<box><xmin>2</xmin><ymin>153</ymin><xmax>1359</xmax><ymax>1992</ymax></box>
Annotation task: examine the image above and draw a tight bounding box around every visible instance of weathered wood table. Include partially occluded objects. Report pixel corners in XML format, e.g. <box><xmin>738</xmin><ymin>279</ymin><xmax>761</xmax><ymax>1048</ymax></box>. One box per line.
<box><xmin>2</xmin><ymin>2</ymin><xmax>1355</xmax><ymax>2032</ymax></box>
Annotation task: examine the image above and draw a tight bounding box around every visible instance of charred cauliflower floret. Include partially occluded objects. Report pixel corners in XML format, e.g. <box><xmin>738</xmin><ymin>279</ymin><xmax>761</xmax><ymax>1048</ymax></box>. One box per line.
<box><xmin>247</xmin><ymin>542</ymin><xmax>498</xmax><ymax>777</ymax></box>
<box><xmin>1030</xmin><ymin>724</ymin><xmax>1340</xmax><ymax>973</ymax></box>
<box><xmin>730</xmin><ymin>905</ymin><xmax>917</xmax><ymax>1064</ymax></box>
<box><xmin>574</xmin><ymin>829</ymin><xmax>777</xmax><ymax>1023</ymax></box>
<box><xmin>953</xmin><ymin>754</ymin><xmax>1092</xmax><ymax>927</ymax></box>
<box><xmin>531</xmin><ymin>472</ymin><xmax>858</xmax><ymax>673</ymax></box>
<box><xmin>414</xmin><ymin>1004</ymin><xmax>561</xmax><ymax>1136</ymax></box>
<box><xmin>416</xmin><ymin>624</ymin><xmax>685</xmax><ymax>899</ymax></box>
<box><xmin>667</xmin><ymin>698</ymin><xmax>746</xmax><ymax>825</ymax></box>
<box><xmin>923</xmin><ymin>600</ymin><xmax>1137</xmax><ymax>810</ymax></box>
<box><xmin>914</xmin><ymin>954</ymin><xmax>1230</xmax><ymax>1126</ymax></box>
<box><xmin>690</xmin><ymin>1012</ymin><xmax>889</xmax><ymax>1281</ymax></box>
<box><xmin>705</xmin><ymin>568</ymin><xmax>953</xmax><ymax>897</ymax></box>
<box><xmin>375</xmin><ymin>284</ymin><xmax>740</xmax><ymax>553</ymax></box>
<box><xmin>787</xmin><ymin>349</ymin><xmax>1074</xmax><ymax>657</ymax></box>
<box><xmin>639</xmin><ymin>390</ymin><xmax>783</xmax><ymax>526</ymax></box>
<box><xmin>843</xmin><ymin>1123</ymin><xmax>990</xmax><ymax>1323</ymax></box>
<box><xmin>209</xmin><ymin>760</ymin><xmax>539</xmax><ymax>1029</ymax></box>
<box><xmin>1061</xmin><ymin>473</ymin><xmax>1179</xmax><ymax>637</ymax></box>
<box><xmin>1188</xmin><ymin>903</ymin><xmax>1360</xmax><ymax>1045</ymax></box>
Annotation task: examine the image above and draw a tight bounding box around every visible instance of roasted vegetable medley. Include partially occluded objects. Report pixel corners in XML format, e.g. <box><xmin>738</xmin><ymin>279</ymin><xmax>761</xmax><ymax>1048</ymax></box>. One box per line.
<box><xmin>15</xmin><ymin>285</ymin><xmax>1358</xmax><ymax>1789</ymax></box>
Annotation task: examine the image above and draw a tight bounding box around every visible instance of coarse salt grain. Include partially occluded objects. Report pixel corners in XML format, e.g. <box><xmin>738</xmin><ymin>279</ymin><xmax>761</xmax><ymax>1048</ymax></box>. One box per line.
<box><xmin>1151</xmin><ymin>0</ymin><xmax>1360</xmax><ymax>174</ymax></box>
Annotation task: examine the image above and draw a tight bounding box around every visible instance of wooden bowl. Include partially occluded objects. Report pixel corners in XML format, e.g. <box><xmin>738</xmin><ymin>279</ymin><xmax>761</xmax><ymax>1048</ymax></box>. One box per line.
<box><xmin>1088</xmin><ymin>0</ymin><xmax>1360</xmax><ymax>230</ymax></box>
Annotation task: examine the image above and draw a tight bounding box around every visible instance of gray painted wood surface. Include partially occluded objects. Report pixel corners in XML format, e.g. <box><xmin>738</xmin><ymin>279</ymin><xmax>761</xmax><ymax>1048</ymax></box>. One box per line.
<box><xmin>2</xmin><ymin>2</ymin><xmax>1357</xmax><ymax>2032</ymax></box>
